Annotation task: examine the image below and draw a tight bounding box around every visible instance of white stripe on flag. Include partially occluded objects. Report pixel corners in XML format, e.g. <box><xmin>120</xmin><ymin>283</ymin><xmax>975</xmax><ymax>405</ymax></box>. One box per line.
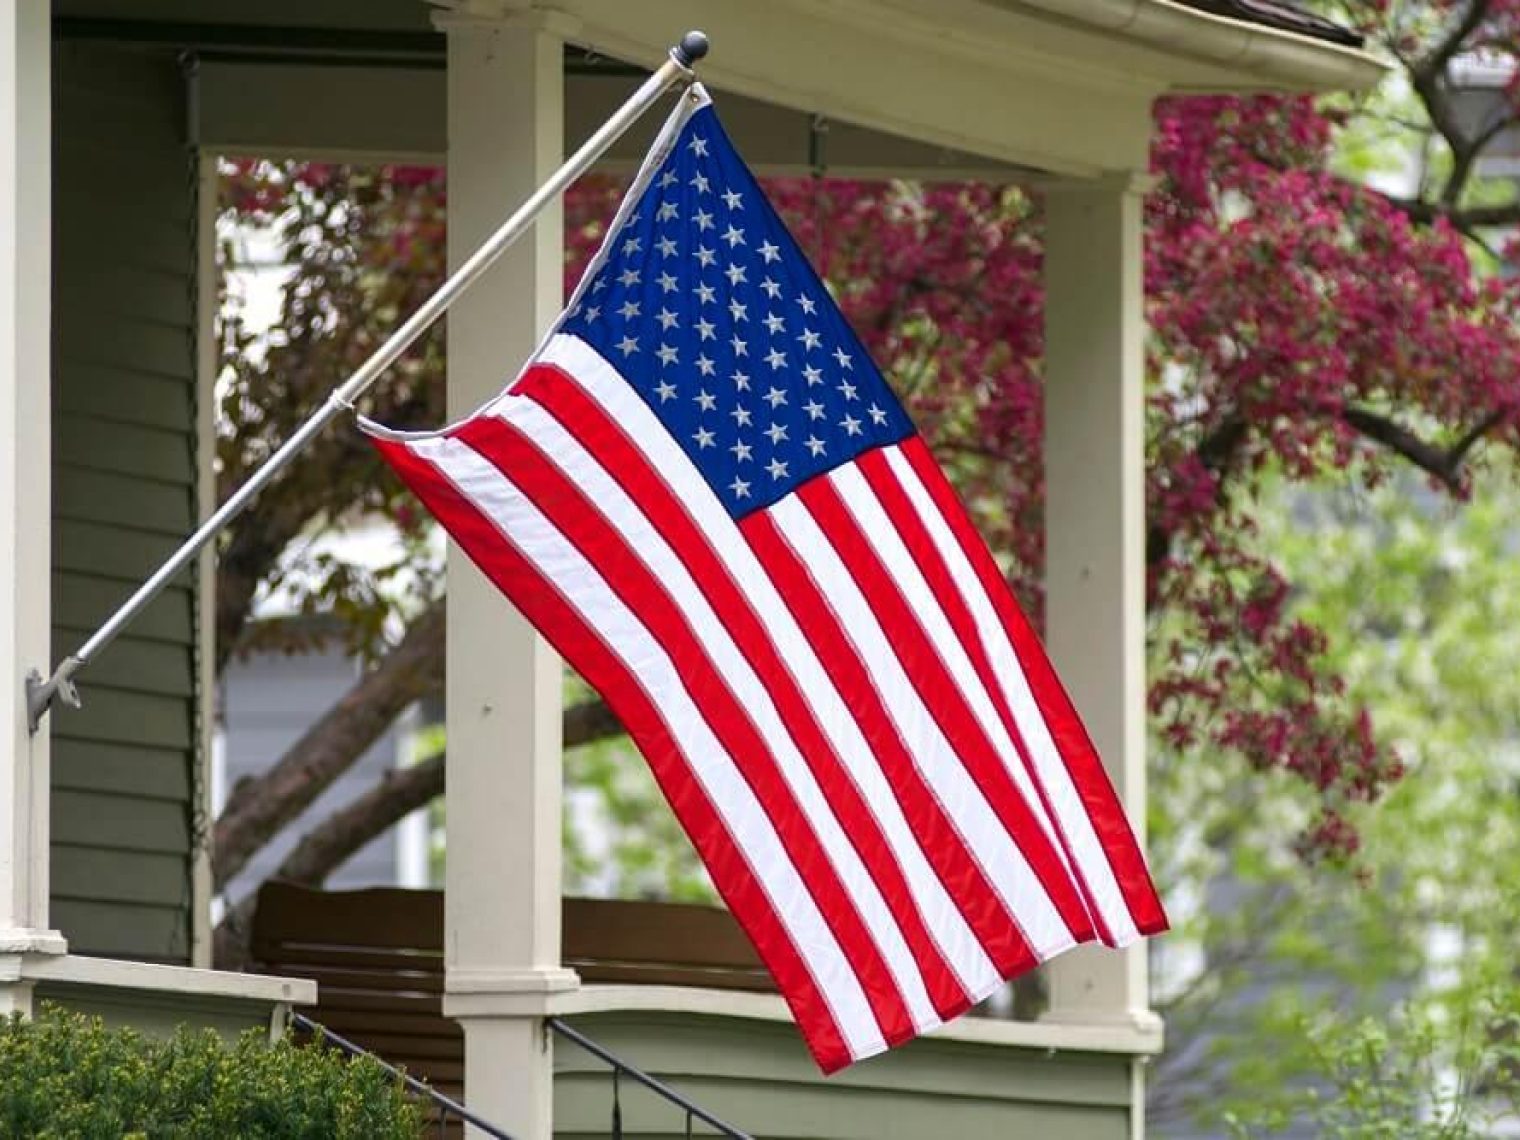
<box><xmin>883</xmin><ymin>445</ymin><xmax>1143</xmax><ymax>946</ymax></box>
<box><xmin>767</xmin><ymin>493</ymin><xmax>1075</xmax><ymax>960</ymax></box>
<box><xmin>414</xmin><ymin>433</ymin><xmax>888</xmax><ymax>1060</ymax></box>
<box><xmin>828</xmin><ymin>464</ymin><xmax>1074</xmax><ymax>874</ymax></box>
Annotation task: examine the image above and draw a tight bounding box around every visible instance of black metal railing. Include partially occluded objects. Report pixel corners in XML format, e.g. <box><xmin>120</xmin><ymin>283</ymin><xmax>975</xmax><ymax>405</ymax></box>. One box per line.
<box><xmin>292</xmin><ymin>1011</ymin><xmax>751</xmax><ymax>1139</ymax></box>
<box><xmin>547</xmin><ymin>1017</ymin><xmax>752</xmax><ymax>1139</ymax></box>
<box><xmin>291</xmin><ymin>1012</ymin><xmax>515</xmax><ymax>1139</ymax></box>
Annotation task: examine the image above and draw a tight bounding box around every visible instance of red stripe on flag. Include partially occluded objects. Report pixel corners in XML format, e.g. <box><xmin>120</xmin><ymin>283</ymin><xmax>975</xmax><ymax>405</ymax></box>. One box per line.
<box><xmin>454</xmin><ymin>414</ymin><xmax>919</xmax><ymax>1047</ymax></box>
<box><xmin>370</xmin><ymin>434</ymin><xmax>856</xmax><ymax>1072</ymax></box>
<box><xmin>795</xmin><ymin>477</ymin><xmax>1098</xmax><ymax>946</ymax></box>
<box><xmin>738</xmin><ymin>509</ymin><xmax>1040</xmax><ymax>981</ymax></box>
<box><xmin>899</xmin><ymin>438</ymin><xmax>1168</xmax><ymax>935</ymax></box>
<box><xmin>854</xmin><ymin>449</ymin><xmax>1116</xmax><ymax>946</ymax></box>
<box><xmin>514</xmin><ymin>366</ymin><xmax>973</xmax><ymax>1021</ymax></box>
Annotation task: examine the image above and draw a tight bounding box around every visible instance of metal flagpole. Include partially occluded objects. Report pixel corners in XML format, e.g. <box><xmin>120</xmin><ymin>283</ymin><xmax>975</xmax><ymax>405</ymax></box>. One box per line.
<box><xmin>25</xmin><ymin>30</ymin><xmax>712</xmax><ymax>734</ymax></box>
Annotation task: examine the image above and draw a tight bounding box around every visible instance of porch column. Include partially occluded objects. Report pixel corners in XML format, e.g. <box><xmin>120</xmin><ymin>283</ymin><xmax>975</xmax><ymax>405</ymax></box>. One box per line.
<box><xmin>438</xmin><ymin>10</ymin><xmax>576</xmax><ymax>1139</ymax></box>
<box><xmin>1040</xmin><ymin>174</ymin><xmax>1151</xmax><ymax>1035</ymax></box>
<box><xmin>0</xmin><ymin>0</ymin><xmax>66</xmax><ymax>990</ymax></box>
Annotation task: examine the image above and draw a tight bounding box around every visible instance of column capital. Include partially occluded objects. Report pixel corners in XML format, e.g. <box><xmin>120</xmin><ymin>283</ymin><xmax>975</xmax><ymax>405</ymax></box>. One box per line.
<box><xmin>443</xmin><ymin>967</ymin><xmax>581</xmax><ymax>1019</ymax></box>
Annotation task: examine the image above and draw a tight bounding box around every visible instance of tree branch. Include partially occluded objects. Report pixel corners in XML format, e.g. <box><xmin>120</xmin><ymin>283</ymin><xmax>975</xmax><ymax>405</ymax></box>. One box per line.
<box><xmin>565</xmin><ymin>695</ymin><xmax>624</xmax><ymax>749</ymax></box>
<box><xmin>1404</xmin><ymin>0</ymin><xmax>1497</xmax><ymax>212</ymax></box>
<box><xmin>226</xmin><ymin>690</ymin><xmax>626</xmax><ymax>897</ymax></box>
<box><xmin>211</xmin><ymin>691</ymin><xmax>627</xmax><ymax>969</ymax></box>
<box><xmin>212</xmin><ymin>601</ymin><xmax>446</xmax><ymax>890</ymax></box>
<box><xmin>1146</xmin><ymin>401</ymin><xmax>1506</xmax><ymax>581</ymax></box>
<box><xmin>1385</xmin><ymin>197</ymin><xmax>1520</xmax><ymax>232</ymax></box>
<box><xmin>1341</xmin><ymin>407</ymin><xmax>1461</xmax><ymax>489</ymax></box>
<box><xmin>1447</xmin><ymin>112</ymin><xmax>1520</xmax><ymax>206</ymax></box>
<box><xmin>1450</xmin><ymin>407</ymin><xmax>1508</xmax><ymax>462</ymax></box>
<box><xmin>1341</xmin><ymin>405</ymin><xmax>1505</xmax><ymax>491</ymax></box>
<box><xmin>1414</xmin><ymin>0</ymin><xmax>1492</xmax><ymax>88</ymax></box>
<box><xmin>284</xmin><ymin>754</ymin><xmax>444</xmax><ymax>887</ymax></box>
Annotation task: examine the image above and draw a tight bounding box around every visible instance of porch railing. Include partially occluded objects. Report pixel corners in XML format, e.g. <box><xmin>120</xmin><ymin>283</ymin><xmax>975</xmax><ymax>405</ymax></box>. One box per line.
<box><xmin>547</xmin><ymin>1016</ymin><xmax>753</xmax><ymax>1140</ymax></box>
<box><xmin>293</xmin><ymin>1012</ymin><xmax>514</xmax><ymax>1139</ymax></box>
<box><xmin>294</xmin><ymin>1011</ymin><xmax>752</xmax><ymax>1139</ymax></box>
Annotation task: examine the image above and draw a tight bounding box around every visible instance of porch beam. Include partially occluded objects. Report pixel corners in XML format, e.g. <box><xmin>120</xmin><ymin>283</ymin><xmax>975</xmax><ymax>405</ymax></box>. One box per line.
<box><xmin>1040</xmin><ymin>174</ymin><xmax>1154</xmax><ymax>1041</ymax></box>
<box><xmin>191</xmin><ymin>62</ymin><xmax>1033</xmax><ymax>181</ymax></box>
<box><xmin>0</xmin><ymin>0</ymin><xmax>66</xmax><ymax>969</ymax></box>
<box><xmin>437</xmin><ymin>13</ymin><xmax>576</xmax><ymax>1140</ymax></box>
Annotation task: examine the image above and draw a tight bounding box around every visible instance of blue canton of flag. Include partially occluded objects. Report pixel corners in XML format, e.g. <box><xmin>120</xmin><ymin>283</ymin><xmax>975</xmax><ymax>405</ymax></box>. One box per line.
<box><xmin>560</xmin><ymin>102</ymin><xmax>915</xmax><ymax>517</ymax></box>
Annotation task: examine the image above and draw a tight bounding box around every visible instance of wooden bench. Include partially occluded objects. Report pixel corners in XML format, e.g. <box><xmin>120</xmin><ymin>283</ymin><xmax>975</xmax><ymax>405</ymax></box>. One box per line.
<box><xmin>248</xmin><ymin>882</ymin><xmax>774</xmax><ymax>1107</ymax></box>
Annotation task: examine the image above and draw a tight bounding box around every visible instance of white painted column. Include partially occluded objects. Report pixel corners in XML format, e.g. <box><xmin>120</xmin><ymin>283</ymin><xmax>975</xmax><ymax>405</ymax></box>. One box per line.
<box><xmin>437</xmin><ymin>10</ymin><xmax>576</xmax><ymax>1139</ymax></box>
<box><xmin>0</xmin><ymin>0</ymin><xmax>66</xmax><ymax>981</ymax></box>
<box><xmin>1041</xmin><ymin>174</ymin><xmax>1151</xmax><ymax>1032</ymax></box>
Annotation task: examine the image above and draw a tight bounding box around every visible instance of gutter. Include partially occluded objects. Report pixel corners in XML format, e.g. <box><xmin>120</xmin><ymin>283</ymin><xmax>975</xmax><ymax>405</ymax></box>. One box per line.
<box><xmin>1002</xmin><ymin>0</ymin><xmax>1390</xmax><ymax>92</ymax></box>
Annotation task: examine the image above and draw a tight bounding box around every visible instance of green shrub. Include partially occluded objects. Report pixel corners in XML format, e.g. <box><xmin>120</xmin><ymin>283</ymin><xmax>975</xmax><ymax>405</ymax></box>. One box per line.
<box><xmin>0</xmin><ymin>1004</ymin><xmax>424</xmax><ymax>1139</ymax></box>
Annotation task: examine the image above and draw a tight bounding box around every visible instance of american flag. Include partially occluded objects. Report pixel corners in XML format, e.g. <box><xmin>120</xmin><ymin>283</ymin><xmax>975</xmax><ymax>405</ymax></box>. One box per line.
<box><xmin>364</xmin><ymin>86</ymin><xmax>1166</xmax><ymax>1073</ymax></box>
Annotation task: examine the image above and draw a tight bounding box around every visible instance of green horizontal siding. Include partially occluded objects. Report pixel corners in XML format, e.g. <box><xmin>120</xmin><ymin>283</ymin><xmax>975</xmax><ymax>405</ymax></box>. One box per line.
<box><xmin>53</xmin><ymin>520</ymin><xmax>194</xmax><ymax>582</ymax></box>
<box><xmin>54</xmin><ymin>575</ymin><xmax>193</xmax><ymax>643</ymax></box>
<box><xmin>49</xmin><ymin>900</ymin><xmax>191</xmax><ymax>966</ymax></box>
<box><xmin>55</xmin><ymin>416</ymin><xmax>197</xmax><ymax>484</ymax></box>
<box><xmin>51</xmin><ymin>740</ymin><xmax>192</xmax><ymax>802</ymax></box>
<box><xmin>56</xmin><ymin>469</ymin><xmax>195</xmax><ymax>535</ymax></box>
<box><xmin>50</xmin><ymin>41</ymin><xmax>199</xmax><ymax>965</ymax></box>
<box><xmin>55</xmin><ymin>304</ymin><xmax>199</xmax><ymax>377</ymax></box>
<box><xmin>53</xmin><ymin>847</ymin><xmax>192</xmax><ymax>907</ymax></box>
<box><xmin>554</xmin><ymin>1012</ymin><xmax>1133</xmax><ymax>1140</ymax></box>
<box><xmin>53</xmin><ymin>790</ymin><xmax>192</xmax><ymax>854</ymax></box>
<box><xmin>35</xmin><ymin>981</ymin><xmax>275</xmax><ymax>1043</ymax></box>
<box><xmin>55</xmin><ymin>365</ymin><xmax>195</xmax><ymax>431</ymax></box>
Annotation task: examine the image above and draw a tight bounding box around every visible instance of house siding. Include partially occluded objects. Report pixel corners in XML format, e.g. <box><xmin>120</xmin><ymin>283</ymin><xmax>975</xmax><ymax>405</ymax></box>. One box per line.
<box><xmin>50</xmin><ymin>42</ymin><xmax>199</xmax><ymax>964</ymax></box>
<box><xmin>554</xmin><ymin>1012</ymin><xmax>1135</xmax><ymax>1139</ymax></box>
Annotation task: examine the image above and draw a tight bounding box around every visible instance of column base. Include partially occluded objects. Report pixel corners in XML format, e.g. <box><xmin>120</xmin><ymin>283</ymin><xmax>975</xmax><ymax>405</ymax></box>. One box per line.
<box><xmin>444</xmin><ymin>968</ymin><xmax>579</xmax><ymax>1140</ymax></box>
<box><xmin>0</xmin><ymin>978</ymin><xmax>34</xmax><ymax>1017</ymax></box>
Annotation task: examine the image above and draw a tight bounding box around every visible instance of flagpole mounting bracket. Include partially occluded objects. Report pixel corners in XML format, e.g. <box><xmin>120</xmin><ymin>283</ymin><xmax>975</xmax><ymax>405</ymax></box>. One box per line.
<box><xmin>25</xmin><ymin>657</ymin><xmax>82</xmax><ymax>735</ymax></box>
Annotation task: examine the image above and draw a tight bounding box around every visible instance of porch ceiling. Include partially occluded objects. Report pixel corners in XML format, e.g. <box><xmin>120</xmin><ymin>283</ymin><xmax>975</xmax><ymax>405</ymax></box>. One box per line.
<box><xmin>56</xmin><ymin>0</ymin><xmax>1383</xmax><ymax>178</ymax></box>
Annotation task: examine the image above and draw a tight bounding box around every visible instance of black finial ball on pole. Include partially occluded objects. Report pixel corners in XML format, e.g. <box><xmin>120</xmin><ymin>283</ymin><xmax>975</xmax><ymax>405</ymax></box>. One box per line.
<box><xmin>672</xmin><ymin>30</ymin><xmax>710</xmax><ymax>68</ymax></box>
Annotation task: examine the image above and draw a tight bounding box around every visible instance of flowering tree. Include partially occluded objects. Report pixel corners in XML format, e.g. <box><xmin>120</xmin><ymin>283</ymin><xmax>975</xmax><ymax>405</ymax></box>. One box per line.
<box><xmin>210</xmin><ymin>6</ymin><xmax>1520</xmax><ymax>969</ymax></box>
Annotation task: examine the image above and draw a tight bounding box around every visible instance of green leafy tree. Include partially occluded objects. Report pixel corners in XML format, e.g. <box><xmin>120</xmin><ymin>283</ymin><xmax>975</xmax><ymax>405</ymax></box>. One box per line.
<box><xmin>1150</xmin><ymin>464</ymin><xmax>1520</xmax><ymax>1133</ymax></box>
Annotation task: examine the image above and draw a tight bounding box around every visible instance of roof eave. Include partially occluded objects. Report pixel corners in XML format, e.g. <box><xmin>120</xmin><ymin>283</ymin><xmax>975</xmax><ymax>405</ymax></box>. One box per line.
<box><xmin>1009</xmin><ymin>0</ymin><xmax>1390</xmax><ymax>92</ymax></box>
